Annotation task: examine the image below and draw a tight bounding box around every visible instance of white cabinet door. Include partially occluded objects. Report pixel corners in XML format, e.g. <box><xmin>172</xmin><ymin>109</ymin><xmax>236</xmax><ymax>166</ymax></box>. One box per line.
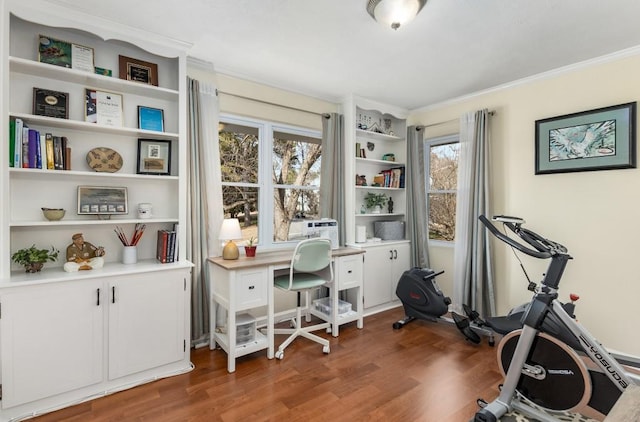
<box><xmin>363</xmin><ymin>245</ymin><xmax>394</xmax><ymax>308</ymax></box>
<box><xmin>363</xmin><ymin>243</ymin><xmax>411</xmax><ymax>309</ymax></box>
<box><xmin>390</xmin><ymin>243</ymin><xmax>410</xmax><ymax>299</ymax></box>
<box><xmin>108</xmin><ymin>270</ymin><xmax>187</xmax><ymax>380</ymax></box>
<box><xmin>0</xmin><ymin>281</ymin><xmax>104</xmax><ymax>408</ymax></box>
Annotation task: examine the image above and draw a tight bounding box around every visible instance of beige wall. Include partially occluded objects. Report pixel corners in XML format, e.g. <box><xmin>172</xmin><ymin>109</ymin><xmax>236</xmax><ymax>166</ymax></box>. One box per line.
<box><xmin>410</xmin><ymin>54</ymin><xmax>640</xmax><ymax>357</ymax></box>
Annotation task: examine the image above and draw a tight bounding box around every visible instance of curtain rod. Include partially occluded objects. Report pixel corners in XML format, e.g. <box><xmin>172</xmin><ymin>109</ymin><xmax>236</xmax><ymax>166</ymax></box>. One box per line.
<box><xmin>216</xmin><ymin>89</ymin><xmax>330</xmax><ymax>118</ymax></box>
<box><xmin>421</xmin><ymin>110</ymin><xmax>496</xmax><ymax>129</ymax></box>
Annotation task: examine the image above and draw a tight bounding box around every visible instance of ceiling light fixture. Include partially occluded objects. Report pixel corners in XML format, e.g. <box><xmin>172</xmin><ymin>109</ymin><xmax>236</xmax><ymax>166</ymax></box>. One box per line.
<box><xmin>366</xmin><ymin>0</ymin><xmax>427</xmax><ymax>30</ymax></box>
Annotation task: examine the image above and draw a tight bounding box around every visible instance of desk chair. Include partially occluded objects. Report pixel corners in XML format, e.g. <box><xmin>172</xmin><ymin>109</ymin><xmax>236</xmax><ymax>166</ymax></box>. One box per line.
<box><xmin>273</xmin><ymin>238</ymin><xmax>333</xmax><ymax>359</ymax></box>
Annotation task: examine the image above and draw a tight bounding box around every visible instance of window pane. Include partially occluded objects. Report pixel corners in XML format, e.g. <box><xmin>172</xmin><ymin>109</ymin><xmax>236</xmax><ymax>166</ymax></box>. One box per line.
<box><xmin>273</xmin><ymin>135</ymin><xmax>321</xmax><ymax>187</ymax></box>
<box><xmin>428</xmin><ymin>193</ymin><xmax>456</xmax><ymax>241</ymax></box>
<box><xmin>429</xmin><ymin>143</ymin><xmax>459</xmax><ymax>190</ymax></box>
<box><xmin>222</xmin><ymin>186</ymin><xmax>258</xmax><ymax>243</ymax></box>
<box><xmin>273</xmin><ymin>188</ymin><xmax>320</xmax><ymax>242</ymax></box>
<box><xmin>219</xmin><ymin>123</ymin><xmax>259</xmax><ymax>184</ymax></box>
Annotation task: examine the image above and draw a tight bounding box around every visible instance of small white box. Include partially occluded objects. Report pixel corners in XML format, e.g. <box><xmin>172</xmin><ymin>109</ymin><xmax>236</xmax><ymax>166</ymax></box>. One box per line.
<box><xmin>313</xmin><ymin>297</ymin><xmax>352</xmax><ymax>317</ymax></box>
<box><xmin>235</xmin><ymin>313</ymin><xmax>256</xmax><ymax>345</ymax></box>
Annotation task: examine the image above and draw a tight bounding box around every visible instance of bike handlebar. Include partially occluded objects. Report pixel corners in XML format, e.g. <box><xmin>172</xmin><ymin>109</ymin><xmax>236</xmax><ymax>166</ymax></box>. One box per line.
<box><xmin>479</xmin><ymin>215</ymin><xmax>566</xmax><ymax>259</ymax></box>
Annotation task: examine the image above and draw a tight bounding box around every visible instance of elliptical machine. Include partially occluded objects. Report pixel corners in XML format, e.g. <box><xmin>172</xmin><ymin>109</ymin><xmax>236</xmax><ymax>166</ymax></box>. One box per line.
<box><xmin>473</xmin><ymin>215</ymin><xmax>640</xmax><ymax>422</ymax></box>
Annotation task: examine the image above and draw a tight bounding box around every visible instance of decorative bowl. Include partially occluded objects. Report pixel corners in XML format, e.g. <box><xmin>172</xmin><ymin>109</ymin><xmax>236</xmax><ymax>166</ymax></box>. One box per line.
<box><xmin>41</xmin><ymin>208</ymin><xmax>66</xmax><ymax>221</ymax></box>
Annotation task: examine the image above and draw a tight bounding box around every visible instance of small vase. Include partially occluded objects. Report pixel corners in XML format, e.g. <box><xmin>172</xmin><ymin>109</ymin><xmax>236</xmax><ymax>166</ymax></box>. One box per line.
<box><xmin>372</xmin><ymin>205</ymin><xmax>382</xmax><ymax>214</ymax></box>
<box><xmin>24</xmin><ymin>262</ymin><xmax>44</xmax><ymax>273</ymax></box>
<box><xmin>245</xmin><ymin>246</ymin><xmax>257</xmax><ymax>257</ymax></box>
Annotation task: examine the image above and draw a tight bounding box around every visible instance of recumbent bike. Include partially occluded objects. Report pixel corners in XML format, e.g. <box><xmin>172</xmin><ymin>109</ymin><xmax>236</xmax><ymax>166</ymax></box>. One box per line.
<box><xmin>473</xmin><ymin>215</ymin><xmax>640</xmax><ymax>422</ymax></box>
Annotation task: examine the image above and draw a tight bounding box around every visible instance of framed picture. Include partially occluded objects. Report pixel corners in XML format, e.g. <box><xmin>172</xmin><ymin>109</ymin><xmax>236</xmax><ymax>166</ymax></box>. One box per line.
<box><xmin>138</xmin><ymin>106</ymin><xmax>165</xmax><ymax>132</ymax></box>
<box><xmin>137</xmin><ymin>139</ymin><xmax>171</xmax><ymax>175</ymax></box>
<box><xmin>535</xmin><ymin>102</ymin><xmax>637</xmax><ymax>174</ymax></box>
<box><xmin>77</xmin><ymin>186</ymin><xmax>128</xmax><ymax>215</ymax></box>
<box><xmin>85</xmin><ymin>88</ymin><xmax>123</xmax><ymax>127</ymax></box>
<box><xmin>118</xmin><ymin>55</ymin><xmax>158</xmax><ymax>86</ymax></box>
<box><xmin>38</xmin><ymin>34</ymin><xmax>94</xmax><ymax>72</ymax></box>
<box><xmin>33</xmin><ymin>88</ymin><xmax>69</xmax><ymax>119</ymax></box>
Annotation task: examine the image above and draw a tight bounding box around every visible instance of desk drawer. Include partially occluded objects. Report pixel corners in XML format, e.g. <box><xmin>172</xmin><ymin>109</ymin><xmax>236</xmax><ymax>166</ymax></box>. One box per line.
<box><xmin>337</xmin><ymin>255</ymin><xmax>363</xmax><ymax>289</ymax></box>
<box><xmin>234</xmin><ymin>269</ymin><xmax>268</xmax><ymax>310</ymax></box>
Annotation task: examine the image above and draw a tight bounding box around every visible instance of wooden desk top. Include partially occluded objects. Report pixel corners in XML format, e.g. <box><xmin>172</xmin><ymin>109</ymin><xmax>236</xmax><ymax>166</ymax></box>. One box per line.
<box><xmin>208</xmin><ymin>247</ymin><xmax>364</xmax><ymax>270</ymax></box>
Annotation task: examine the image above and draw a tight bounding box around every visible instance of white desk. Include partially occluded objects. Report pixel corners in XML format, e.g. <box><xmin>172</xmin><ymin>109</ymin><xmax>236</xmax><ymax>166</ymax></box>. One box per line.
<box><xmin>208</xmin><ymin>247</ymin><xmax>364</xmax><ymax>372</ymax></box>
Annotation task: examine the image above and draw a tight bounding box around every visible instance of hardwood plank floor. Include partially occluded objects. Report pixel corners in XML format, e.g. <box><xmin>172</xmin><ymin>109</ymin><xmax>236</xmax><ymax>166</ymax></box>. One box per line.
<box><xmin>33</xmin><ymin>307</ymin><xmax>505</xmax><ymax>422</ymax></box>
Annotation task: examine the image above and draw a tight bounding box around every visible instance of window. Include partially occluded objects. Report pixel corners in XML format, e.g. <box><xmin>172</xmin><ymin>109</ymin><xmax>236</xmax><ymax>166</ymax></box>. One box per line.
<box><xmin>219</xmin><ymin>115</ymin><xmax>322</xmax><ymax>248</ymax></box>
<box><xmin>424</xmin><ymin>135</ymin><xmax>459</xmax><ymax>242</ymax></box>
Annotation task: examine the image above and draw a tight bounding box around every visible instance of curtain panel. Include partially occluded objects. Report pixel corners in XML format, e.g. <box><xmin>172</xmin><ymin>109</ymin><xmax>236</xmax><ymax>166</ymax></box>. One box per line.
<box><xmin>406</xmin><ymin>125</ymin><xmax>429</xmax><ymax>268</ymax></box>
<box><xmin>319</xmin><ymin>113</ymin><xmax>346</xmax><ymax>245</ymax></box>
<box><xmin>187</xmin><ymin>77</ymin><xmax>223</xmax><ymax>346</ymax></box>
<box><xmin>452</xmin><ymin>109</ymin><xmax>495</xmax><ymax>317</ymax></box>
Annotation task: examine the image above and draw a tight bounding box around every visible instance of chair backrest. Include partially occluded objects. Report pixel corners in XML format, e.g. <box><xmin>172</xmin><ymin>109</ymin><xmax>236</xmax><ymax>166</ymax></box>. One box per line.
<box><xmin>280</xmin><ymin>238</ymin><xmax>333</xmax><ymax>290</ymax></box>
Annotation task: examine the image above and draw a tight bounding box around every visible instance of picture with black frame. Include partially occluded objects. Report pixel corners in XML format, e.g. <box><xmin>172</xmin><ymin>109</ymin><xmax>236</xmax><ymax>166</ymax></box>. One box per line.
<box><xmin>137</xmin><ymin>139</ymin><xmax>171</xmax><ymax>175</ymax></box>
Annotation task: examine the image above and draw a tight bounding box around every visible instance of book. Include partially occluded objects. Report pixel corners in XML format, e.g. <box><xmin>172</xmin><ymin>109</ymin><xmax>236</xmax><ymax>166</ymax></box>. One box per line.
<box><xmin>28</xmin><ymin>128</ymin><xmax>39</xmax><ymax>169</ymax></box>
<box><xmin>22</xmin><ymin>126</ymin><xmax>29</xmax><ymax>168</ymax></box>
<box><xmin>45</xmin><ymin>133</ymin><xmax>55</xmax><ymax>170</ymax></box>
<box><xmin>167</xmin><ymin>231</ymin><xmax>176</xmax><ymax>263</ymax></box>
<box><xmin>9</xmin><ymin>119</ymin><xmax>15</xmax><ymax>167</ymax></box>
<box><xmin>53</xmin><ymin>136</ymin><xmax>64</xmax><ymax>170</ymax></box>
<box><xmin>156</xmin><ymin>230</ymin><xmax>169</xmax><ymax>263</ymax></box>
<box><xmin>13</xmin><ymin>118</ymin><xmax>23</xmax><ymax>167</ymax></box>
<box><xmin>61</xmin><ymin>136</ymin><xmax>69</xmax><ymax>170</ymax></box>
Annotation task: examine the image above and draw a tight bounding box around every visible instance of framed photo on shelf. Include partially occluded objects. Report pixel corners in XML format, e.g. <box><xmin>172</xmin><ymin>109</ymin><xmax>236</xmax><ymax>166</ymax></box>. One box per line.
<box><xmin>118</xmin><ymin>55</ymin><xmax>158</xmax><ymax>86</ymax></box>
<box><xmin>137</xmin><ymin>139</ymin><xmax>171</xmax><ymax>175</ymax></box>
<box><xmin>535</xmin><ymin>102</ymin><xmax>637</xmax><ymax>174</ymax></box>
<box><xmin>77</xmin><ymin>186</ymin><xmax>128</xmax><ymax>215</ymax></box>
<box><xmin>38</xmin><ymin>34</ymin><xmax>94</xmax><ymax>72</ymax></box>
<box><xmin>138</xmin><ymin>106</ymin><xmax>164</xmax><ymax>132</ymax></box>
<box><xmin>85</xmin><ymin>88</ymin><xmax>123</xmax><ymax>127</ymax></box>
<box><xmin>33</xmin><ymin>88</ymin><xmax>69</xmax><ymax>119</ymax></box>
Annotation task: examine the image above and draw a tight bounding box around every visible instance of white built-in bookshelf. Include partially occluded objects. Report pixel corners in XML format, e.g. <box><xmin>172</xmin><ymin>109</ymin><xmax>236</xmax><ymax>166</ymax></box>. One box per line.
<box><xmin>0</xmin><ymin>1</ymin><xmax>193</xmax><ymax>419</ymax></box>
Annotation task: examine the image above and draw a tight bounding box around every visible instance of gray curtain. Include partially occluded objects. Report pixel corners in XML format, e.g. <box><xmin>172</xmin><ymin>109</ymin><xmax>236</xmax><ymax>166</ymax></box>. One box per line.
<box><xmin>187</xmin><ymin>77</ymin><xmax>223</xmax><ymax>346</ymax></box>
<box><xmin>406</xmin><ymin>125</ymin><xmax>429</xmax><ymax>268</ymax></box>
<box><xmin>452</xmin><ymin>109</ymin><xmax>495</xmax><ymax>317</ymax></box>
<box><xmin>319</xmin><ymin>113</ymin><xmax>346</xmax><ymax>245</ymax></box>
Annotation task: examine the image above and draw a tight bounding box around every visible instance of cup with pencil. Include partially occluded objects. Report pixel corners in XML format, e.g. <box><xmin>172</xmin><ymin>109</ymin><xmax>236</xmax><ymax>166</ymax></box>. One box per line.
<box><xmin>115</xmin><ymin>224</ymin><xmax>145</xmax><ymax>264</ymax></box>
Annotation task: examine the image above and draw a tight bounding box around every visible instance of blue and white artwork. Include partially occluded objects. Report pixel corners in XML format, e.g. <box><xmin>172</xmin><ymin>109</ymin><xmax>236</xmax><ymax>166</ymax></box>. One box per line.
<box><xmin>548</xmin><ymin>120</ymin><xmax>616</xmax><ymax>161</ymax></box>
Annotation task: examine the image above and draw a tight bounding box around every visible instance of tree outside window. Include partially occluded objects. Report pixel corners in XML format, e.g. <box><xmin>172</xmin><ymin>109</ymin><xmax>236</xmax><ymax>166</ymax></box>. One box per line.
<box><xmin>219</xmin><ymin>116</ymin><xmax>321</xmax><ymax>247</ymax></box>
<box><xmin>425</xmin><ymin>135</ymin><xmax>459</xmax><ymax>241</ymax></box>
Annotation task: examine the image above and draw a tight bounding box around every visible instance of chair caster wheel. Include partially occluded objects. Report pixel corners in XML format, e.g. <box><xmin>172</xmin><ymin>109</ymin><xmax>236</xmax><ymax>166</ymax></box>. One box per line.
<box><xmin>392</xmin><ymin>322</ymin><xmax>402</xmax><ymax>329</ymax></box>
<box><xmin>275</xmin><ymin>350</ymin><xmax>284</xmax><ymax>360</ymax></box>
<box><xmin>323</xmin><ymin>345</ymin><xmax>330</xmax><ymax>354</ymax></box>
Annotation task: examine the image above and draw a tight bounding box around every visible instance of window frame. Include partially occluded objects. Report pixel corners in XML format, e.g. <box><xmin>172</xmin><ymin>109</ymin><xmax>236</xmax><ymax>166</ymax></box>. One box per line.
<box><xmin>424</xmin><ymin>134</ymin><xmax>460</xmax><ymax>246</ymax></box>
<box><xmin>219</xmin><ymin>113</ymin><xmax>322</xmax><ymax>251</ymax></box>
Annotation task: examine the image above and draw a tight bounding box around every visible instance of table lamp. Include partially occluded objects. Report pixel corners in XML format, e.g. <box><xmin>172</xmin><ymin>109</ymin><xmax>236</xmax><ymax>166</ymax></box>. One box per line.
<box><xmin>219</xmin><ymin>218</ymin><xmax>242</xmax><ymax>260</ymax></box>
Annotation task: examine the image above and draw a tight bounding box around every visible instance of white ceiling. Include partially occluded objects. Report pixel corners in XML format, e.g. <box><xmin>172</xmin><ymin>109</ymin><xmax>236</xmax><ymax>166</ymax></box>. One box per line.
<box><xmin>51</xmin><ymin>0</ymin><xmax>640</xmax><ymax>110</ymax></box>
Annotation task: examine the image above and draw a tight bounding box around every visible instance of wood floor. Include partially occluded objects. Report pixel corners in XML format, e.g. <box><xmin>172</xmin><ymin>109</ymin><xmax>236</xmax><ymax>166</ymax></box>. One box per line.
<box><xmin>33</xmin><ymin>307</ymin><xmax>505</xmax><ymax>422</ymax></box>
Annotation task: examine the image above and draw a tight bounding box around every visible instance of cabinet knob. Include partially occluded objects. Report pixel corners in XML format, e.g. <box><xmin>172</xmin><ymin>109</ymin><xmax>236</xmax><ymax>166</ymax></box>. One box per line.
<box><xmin>248</xmin><ymin>285</ymin><xmax>255</xmax><ymax>290</ymax></box>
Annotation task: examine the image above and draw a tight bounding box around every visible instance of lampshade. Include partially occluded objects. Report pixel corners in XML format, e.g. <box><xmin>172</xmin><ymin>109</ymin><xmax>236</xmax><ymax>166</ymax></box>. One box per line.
<box><xmin>219</xmin><ymin>218</ymin><xmax>242</xmax><ymax>240</ymax></box>
<box><xmin>366</xmin><ymin>0</ymin><xmax>427</xmax><ymax>30</ymax></box>
<box><xmin>219</xmin><ymin>218</ymin><xmax>242</xmax><ymax>260</ymax></box>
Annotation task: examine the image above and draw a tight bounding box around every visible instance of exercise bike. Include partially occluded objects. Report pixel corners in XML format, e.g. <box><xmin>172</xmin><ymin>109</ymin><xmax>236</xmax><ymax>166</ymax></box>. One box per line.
<box><xmin>473</xmin><ymin>215</ymin><xmax>640</xmax><ymax>422</ymax></box>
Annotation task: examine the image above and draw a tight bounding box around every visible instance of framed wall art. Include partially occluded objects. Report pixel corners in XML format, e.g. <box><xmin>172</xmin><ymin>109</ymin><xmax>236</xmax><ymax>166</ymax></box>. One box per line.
<box><xmin>535</xmin><ymin>102</ymin><xmax>637</xmax><ymax>174</ymax></box>
<box><xmin>118</xmin><ymin>55</ymin><xmax>158</xmax><ymax>86</ymax></box>
<box><xmin>77</xmin><ymin>186</ymin><xmax>128</xmax><ymax>215</ymax></box>
<box><xmin>137</xmin><ymin>139</ymin><xmax>171</xmax><ymax>175</ymax></box>
<box><xmin>138</xmin><ymin>106</ymin><xmax>164</xmax><ymax>132</ymax></box>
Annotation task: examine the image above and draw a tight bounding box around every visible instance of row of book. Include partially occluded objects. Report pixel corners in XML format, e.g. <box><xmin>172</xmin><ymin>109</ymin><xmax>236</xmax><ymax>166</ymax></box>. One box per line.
<box><xmin>9</xmin><ymin>118</ymin><xmax>70</xmax><ymax>170</ymax></box>
<box><xmin>156</xmin><ymin>229</ymin><xmax>178</xmax><ymax>264</ymax></box>
<box><xmin>372</xmin><ymin>167</ymin><xmax>405</xmax><ymax>188</ymax></box>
